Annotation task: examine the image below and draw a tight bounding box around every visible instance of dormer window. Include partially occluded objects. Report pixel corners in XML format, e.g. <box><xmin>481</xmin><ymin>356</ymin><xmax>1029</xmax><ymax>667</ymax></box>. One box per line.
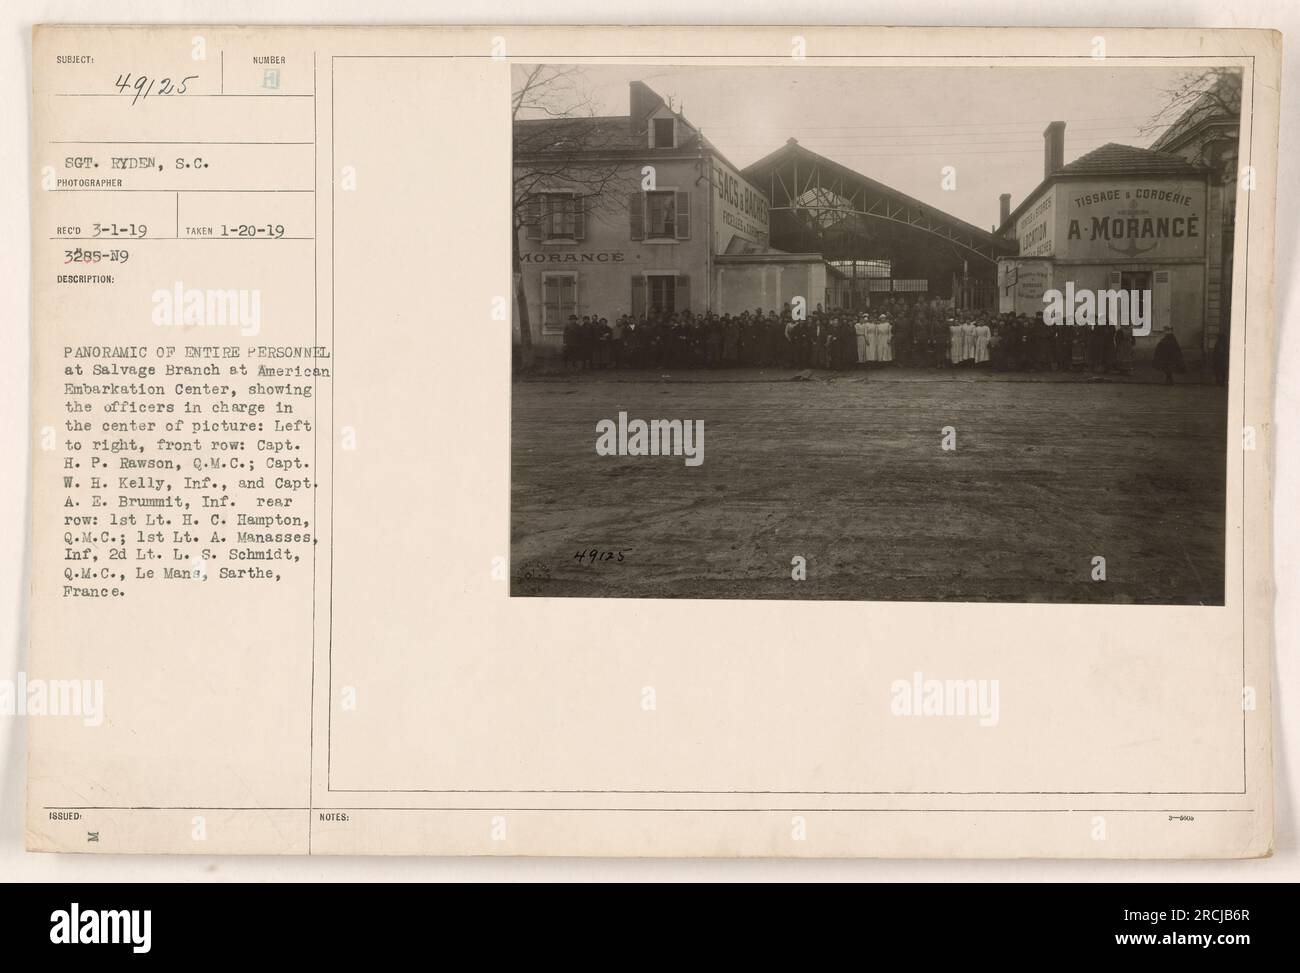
<box><xmin>651</xmin><ymin>117</ymin><xmax>677</xmax><ymax>149</ymax></box>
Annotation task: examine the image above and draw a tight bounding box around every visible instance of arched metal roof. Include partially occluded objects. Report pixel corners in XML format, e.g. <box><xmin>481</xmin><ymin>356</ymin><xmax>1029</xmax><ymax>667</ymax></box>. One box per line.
<box><xmin>742</xmin><ymin>140</ymin><xmax>1018</xmax><ymax>265</ymax></box>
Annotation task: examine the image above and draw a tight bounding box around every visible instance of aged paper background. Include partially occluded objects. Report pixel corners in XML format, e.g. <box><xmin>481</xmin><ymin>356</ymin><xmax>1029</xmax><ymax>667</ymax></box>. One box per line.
<box><xmin>4</xmin><ymin>8</ymin><xmax>1292</xmax><ymax>872</ymax></box>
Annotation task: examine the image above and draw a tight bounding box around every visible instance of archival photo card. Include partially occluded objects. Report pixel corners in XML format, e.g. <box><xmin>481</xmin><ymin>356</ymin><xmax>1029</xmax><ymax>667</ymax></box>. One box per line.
<box><xmin>26</xmin><ymin>25</ymin><xmax>1277</xmax><ymax>859</ymax></box>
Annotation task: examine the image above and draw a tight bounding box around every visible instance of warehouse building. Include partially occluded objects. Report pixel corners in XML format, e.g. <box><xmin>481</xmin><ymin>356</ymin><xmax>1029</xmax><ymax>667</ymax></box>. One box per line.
<box><xmin>742</xmin><ymin>140</ymin><xmax>1014</xmax><ymax>310</ymax></box>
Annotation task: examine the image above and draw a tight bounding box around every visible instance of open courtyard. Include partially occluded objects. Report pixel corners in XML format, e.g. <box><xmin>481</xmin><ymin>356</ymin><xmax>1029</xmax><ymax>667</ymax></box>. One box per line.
<box><xmin>511</xmin><ymin>368</ymin><xmax>1228</xmax><ymax>604</ymax></box>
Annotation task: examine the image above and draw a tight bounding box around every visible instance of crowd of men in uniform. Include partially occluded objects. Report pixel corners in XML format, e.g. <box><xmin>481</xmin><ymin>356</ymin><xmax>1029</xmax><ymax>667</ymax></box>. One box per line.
<box><xmin>558</xmin><ymin>295</ymin><xmax>1188</xmax><ymax>377</ymax></box>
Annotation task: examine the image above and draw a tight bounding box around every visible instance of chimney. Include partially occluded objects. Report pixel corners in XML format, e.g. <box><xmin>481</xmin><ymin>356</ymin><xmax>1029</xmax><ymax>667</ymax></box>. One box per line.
<box><xmin>1043</xmin><ymin>121</ymin><xmax>1066</xmax><ymax>178</ymax></box>
<box><xmin>629</xmin><ymin>81</ymin><xmax>658</xmax><ymax>135</ymax></box>
<box><xmin>999</xmin><ymin>193</ymin><xmax>1011</xmax><ymax>225</ymax></box>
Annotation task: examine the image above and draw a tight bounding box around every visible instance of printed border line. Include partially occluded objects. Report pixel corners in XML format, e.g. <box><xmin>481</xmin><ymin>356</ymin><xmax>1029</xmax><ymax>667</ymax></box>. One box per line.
<box><xmin>1240</xmin><ymin>56</ymin><xmax>1255</xmax><ymax>798</ymax></box>
<box><xmin>330</xmin><ymin>54</ymin><xmax>1247</xmax><ymax>60</ymax></box>
<box><xmin>309</xmin><ymin>49</ymin><xmax>319</xmax><ymax>854</ymax></box>
<box><xmin>323</xmin><ymin>788</ymin><xmax>1249</xmax><ymax>795</ymax></box>
<box><xmin>45</xmin><ymin>805</ymin><xmax>1254</xmax><ymax>814</ymax></box>
<box><xmin>318</xmin><ymin>51</ymin><xmax>1255</xmax><ymax>811</ymax></box>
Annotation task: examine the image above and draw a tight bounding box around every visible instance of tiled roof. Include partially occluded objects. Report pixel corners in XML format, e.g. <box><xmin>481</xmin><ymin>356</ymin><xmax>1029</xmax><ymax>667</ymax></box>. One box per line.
<box><xmin>515</xmin><ymin>115</ymin><xmax>638</xmax><ymax>152</ymax></box>
<box><xmin>998</xmin><ymin>141</ymin><xmax>1211</xmax><ymax>232</ymax></box>
<box><xmin>513</xmin><ymin>114</ymin><xmax>711</xmax><ymax>156</ymax></box>
<box><xmin>1056</xmin><ymin>142</ymin><xmax>1207</xmax><ymax>178</ymax></box>
<box><xmin>513</xmin><ymin>81</ymin><xmax>737</xmax><ymax>166</ymax></box>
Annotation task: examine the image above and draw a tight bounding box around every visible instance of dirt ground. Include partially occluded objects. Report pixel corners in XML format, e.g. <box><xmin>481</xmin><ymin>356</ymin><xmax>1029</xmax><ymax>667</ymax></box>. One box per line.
<box><xmin>510</xmin><ymin>367</ymin><xmax>1228</xmax><ymax>604</ymax></box>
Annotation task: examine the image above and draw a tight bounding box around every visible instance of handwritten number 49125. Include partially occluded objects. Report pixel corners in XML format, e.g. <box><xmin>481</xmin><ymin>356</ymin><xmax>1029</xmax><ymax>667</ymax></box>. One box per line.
<box><xmin>574</xmin><ymin>549</ymin><xmax>626</xmax><ymax>565</ymax></box>
<box><xmin>114</xmin><ymin>73</ymin><xmax>199</xmax><ymax>106</ymax></box>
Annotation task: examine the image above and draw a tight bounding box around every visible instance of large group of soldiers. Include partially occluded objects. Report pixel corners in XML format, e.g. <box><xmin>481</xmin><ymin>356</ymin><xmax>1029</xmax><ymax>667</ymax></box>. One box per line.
<box><xmin>560</xmin><ymin>296</ymin><xmax>1155</xmax><ymax>375</ymax></box>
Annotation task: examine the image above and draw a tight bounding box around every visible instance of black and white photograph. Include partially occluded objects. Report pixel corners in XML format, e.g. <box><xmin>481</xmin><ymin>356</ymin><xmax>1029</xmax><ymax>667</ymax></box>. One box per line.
<box><xmin>511</xmin><ymin>63</ymin><xmax>1242</xmax><ymax>604</ymax></box>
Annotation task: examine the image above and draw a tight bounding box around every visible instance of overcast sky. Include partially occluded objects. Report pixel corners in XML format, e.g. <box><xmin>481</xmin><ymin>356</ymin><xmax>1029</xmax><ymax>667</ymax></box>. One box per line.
<box><xmin>517</xmin><ymin>64</ymin><xmax>1223</xmax><ymax>230</ymax></box>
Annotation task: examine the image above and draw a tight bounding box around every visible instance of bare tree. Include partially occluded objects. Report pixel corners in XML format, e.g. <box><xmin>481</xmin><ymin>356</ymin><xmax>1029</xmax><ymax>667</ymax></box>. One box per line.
<box><xmin>1142</xmin><ymin>67</ymin><xmax>1242</xmax><ymax>153</ymax></box>
<box><xmin>512</xmin><ymin>66</ymin><xmax>633</xmax><ymax>370</ymax></box>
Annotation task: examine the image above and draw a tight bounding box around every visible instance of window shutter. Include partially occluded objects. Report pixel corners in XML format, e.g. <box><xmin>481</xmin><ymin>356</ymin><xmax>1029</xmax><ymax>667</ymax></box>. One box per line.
<box><xmin>572</xmin><ymin>195</ymin><xmax>586</xmax><ymax>241</ymax></box>
<box><xmin>631</xmin><ymin>274</ymin><xmax>646</xmax><ymax>318</ymax></box>
<box><xmin>675</xmin><ymin>191</ymin><xmax>691</xmax><ymax>239</ymax></box>
<box><xmin>629</xmin><ymin>192</ymin><xmax>644</xmax><ymax>241</ymax></box>
<box><xmin>543</xmin><ymin>275</ymin><xmax>560</xmax><ymax>325</ymax></box>
<box><xmin>1107</xmin><ymin>270</ymin><xmax>1122</xmax><ymax>290</ymax></box>
<box><xmin>525</xmin><ymin>195</ymin><xmax>542</xmax><ymax>241</ymax></box>
<box><xmin>674</xmin><ymin>275</ymin><xmax>690</xmax><ymax>312</ymax></box>
<box><xmin>1153</xmin><ymin>270</ymin><xmax>1171</xmax><ymax>333</ymax></box>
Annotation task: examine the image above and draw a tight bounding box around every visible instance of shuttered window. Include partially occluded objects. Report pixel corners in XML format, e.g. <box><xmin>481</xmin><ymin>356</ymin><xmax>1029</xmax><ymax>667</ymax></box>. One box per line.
<box><xmin>642</xmin><ymin>190</ymin><xmax>690</xmax><ymax>241</ymax></box>
<box><xmin>527</xmin><ymin>192</ymin><xmax>584</xmax><ymax>242</ymax></box>
<box><xmin>647</xmin><ymin>275</ymin><xmax>675</xmax><ymax>315</ymax></box>
<box><xmin>541</xmin><ymin>273</ymin><xmax>577</xmax><ymax>334</ymax></box>
<box><xmin>642</xmin><ymin>274</ymin><xmax>689</xmax><ymax>316</ymax></box>
<box><xmin>646</xmin><ymin>191</ymin><xmax>676</xmax><ymax>239</ymax></box>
